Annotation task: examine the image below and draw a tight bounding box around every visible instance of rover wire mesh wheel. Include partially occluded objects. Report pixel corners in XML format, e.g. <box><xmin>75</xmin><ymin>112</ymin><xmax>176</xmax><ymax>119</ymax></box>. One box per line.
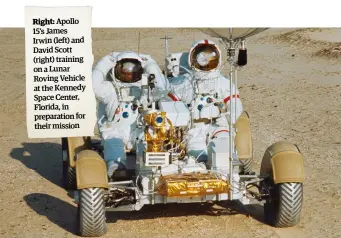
<box><xmin>238</xmin><ymin>111</ymin><xmax>254</xmax><ymax>175</ymax></box>
<box><xmin>78</xmin><ymin>188</ymin><xmax>107</xmax><ymax>237</ymax></box>
<box><xmin>61</xmin><ymin>138</ymin><xmax>76</xmax><ymax>190</ymax></box>
<box><xmin>62</xmin><ymin>162</ymin><xmax>76</xmax><ymax>189</ymax></box>
<box><xmin>264</xmin><ymin>182</ymin><xmax>303</xmax><ymax>227</ymax></box>
<box><xmin>241</xmin><ymin>158</ymin><xmax>253</xmax><ymax>174</ymax></box>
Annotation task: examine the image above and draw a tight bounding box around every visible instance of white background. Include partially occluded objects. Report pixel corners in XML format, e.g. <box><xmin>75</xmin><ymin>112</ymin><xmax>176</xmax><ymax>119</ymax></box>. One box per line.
<box><xmin>1</xmin><ymin>0</ymin><xmax>340</xmax><ymax>27</ymax></box>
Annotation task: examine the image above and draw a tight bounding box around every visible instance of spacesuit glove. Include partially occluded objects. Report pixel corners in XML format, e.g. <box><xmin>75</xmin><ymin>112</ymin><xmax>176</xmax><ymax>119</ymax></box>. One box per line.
<box><xmin>215</xmin><ymin>114</ymin><xmax>230</xmax><ymax>127</ymax></box>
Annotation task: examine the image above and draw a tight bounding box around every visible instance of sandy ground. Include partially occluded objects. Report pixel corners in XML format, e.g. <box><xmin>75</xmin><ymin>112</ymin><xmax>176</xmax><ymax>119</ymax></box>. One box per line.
<box><xmin>0</xmin><ymin>28</ymin><xmax>340</xmax><ymax>238</ymax></box>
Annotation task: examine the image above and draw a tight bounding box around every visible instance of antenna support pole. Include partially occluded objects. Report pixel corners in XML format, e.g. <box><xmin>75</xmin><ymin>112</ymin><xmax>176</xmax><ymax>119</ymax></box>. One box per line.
<box><xmin>160</xmin><ymin>35</ymin><xmax>172</xmax><ymax>76</ymax></box>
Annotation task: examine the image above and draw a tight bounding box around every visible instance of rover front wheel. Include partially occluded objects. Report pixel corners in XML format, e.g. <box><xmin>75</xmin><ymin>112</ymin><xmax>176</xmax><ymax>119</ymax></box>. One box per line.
<box><xmin>78</xmin><ymin>187</ymin><xmax>107</xmax><ymax>237</ymax></box>
<box><xmin>264</xmin><ymin>182</ymin><xmax>303</xmax><ymax>227</ymax></box>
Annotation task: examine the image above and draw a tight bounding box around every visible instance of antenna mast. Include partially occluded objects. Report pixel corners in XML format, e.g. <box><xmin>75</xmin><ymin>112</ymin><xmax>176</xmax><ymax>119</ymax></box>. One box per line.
<box><xmin>160</xmin><ymin>35</ymin><xmax>172</xmax><ymax>76</ymax></box>
<box><xmin>137</xmin><ymin>31</ymin><xmax>141</xmax><ymax>54</ymax></box>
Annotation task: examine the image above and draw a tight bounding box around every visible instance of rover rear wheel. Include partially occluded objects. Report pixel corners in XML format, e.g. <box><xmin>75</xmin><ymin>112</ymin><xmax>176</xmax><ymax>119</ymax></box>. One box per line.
<box><xmin>241</xmin><ymin>158</ymin><xmax>253</xmax><ymax>174</ymax></box>
<box><xmin>62</xmin><ymin>138</ymin><xmax>76</xmax><ymax>190</ymax></box>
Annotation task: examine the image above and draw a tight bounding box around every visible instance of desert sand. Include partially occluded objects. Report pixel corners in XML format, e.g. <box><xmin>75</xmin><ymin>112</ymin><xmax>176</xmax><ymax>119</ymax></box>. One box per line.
<box><xmin>0</xmin><ymin>28</ymin><xmax>340</xmax><ymax>238</ymax></box>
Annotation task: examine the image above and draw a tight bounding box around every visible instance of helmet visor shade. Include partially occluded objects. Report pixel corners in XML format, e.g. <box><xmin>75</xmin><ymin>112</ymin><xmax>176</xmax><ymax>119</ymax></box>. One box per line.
<box><xmin>190</xmin><ymin>44</ymin><xmax>220</xmax><ymax>71</ymax></box>
<box><xmin>114</xmin><ymin>59</ymin><xmax>143</xmax><ymax>83</ymax></box>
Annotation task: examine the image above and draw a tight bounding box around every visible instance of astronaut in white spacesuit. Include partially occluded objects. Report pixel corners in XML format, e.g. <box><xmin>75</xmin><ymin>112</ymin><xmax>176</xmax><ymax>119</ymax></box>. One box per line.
<box><xmin>92</xmin><ymin>51</ymin><xmax>169</xmax><ymax>178</ymax></box>
<box><xmin>166</xmin><ymin>39</ymin><xmax>243</xmax><ymax>164</ymax></box>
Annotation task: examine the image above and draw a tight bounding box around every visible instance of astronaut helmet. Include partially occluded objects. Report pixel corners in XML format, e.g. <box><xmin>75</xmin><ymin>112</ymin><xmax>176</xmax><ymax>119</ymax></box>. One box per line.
<box><xmin>113</xmin><ymin>51</ymin><xmax>144</xmax><ymax>83</ymax></box>
<box><xmin>188</xmin><ymin>39</ymin><xmax>222</xmax><ymax>72</ymax></box>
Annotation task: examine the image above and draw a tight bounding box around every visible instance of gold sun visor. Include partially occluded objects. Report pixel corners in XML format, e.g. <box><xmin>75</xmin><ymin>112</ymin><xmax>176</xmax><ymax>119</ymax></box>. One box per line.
<box><xmin>190</xmin><ymin>44</ymin><xmax>220</xmax><ymax>71</ymax></box>
<box><xmin>156</xmin><ymin>173</ymin><xmax>229</xmax><ymax>197</ymax></box>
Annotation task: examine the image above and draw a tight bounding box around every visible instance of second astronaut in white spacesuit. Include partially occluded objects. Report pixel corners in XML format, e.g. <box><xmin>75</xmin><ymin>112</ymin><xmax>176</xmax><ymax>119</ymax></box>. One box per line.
<box><xmin>166</xmin><ymin>39</ymin><xmax>244</xmax><ymax>164</ymax></box>
<box><xmin>92</xmin><ymin>51</ymin><xmax>169</xmax><ymax>178</ymax></box>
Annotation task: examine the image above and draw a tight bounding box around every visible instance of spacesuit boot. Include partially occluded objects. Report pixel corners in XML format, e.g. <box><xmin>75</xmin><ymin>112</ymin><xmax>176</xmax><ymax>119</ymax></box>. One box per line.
<box><xmin>188</xmin><ymin>150</ymin><xmax>208</xmax><ymax>164</ymax></box>
<box><xmin>103</xmin><ymin>137</ymin><xmax>127</xmax><ymax>178</ymax></box>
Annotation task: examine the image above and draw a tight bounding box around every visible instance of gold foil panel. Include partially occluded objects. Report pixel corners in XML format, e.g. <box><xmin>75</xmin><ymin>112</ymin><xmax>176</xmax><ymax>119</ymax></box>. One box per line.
<box><xmin>156</xmin><ymin>173</ymin><xmax>229</xmax><ymax>197</ymax></box>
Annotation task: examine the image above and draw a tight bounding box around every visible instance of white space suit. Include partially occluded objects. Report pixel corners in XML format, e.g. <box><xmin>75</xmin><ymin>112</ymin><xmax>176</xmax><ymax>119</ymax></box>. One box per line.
<box><xmin>166</xmin><ymin>40</ymin><xmax>243</xmax><ymax>164</ymax></box>
<box><xmin>92</xmin><ymin>51</ymin><xmax>169</xmax><ymax>177</ymax></box>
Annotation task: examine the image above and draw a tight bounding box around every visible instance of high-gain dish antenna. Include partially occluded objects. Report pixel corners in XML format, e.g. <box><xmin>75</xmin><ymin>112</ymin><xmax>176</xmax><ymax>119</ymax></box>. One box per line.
<box><xmin>198</xmin><ymin>27</ymin><xmax>268</xmax><ymax>199</ymax></box>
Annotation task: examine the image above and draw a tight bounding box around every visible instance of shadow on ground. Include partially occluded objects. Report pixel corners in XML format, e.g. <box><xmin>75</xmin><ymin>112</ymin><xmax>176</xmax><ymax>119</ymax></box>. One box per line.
<box><xmin>9</xmin><ymin>140</ymin><xmax>102</xmax><ymax>189</ymax></box>
<box><xmin>23</xmin><ymin>193</ymin><xmax>78</xmax><ymax>236</ymax></box>
<box><xmin>106</xmin><ymin>201</ymin><xmax>265</xmax><ymax>225</ymax></box>
<box><xmin>10</xmin><ymin>142</ymin><xmax>64</xmax><ymax>188</ymax></box>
